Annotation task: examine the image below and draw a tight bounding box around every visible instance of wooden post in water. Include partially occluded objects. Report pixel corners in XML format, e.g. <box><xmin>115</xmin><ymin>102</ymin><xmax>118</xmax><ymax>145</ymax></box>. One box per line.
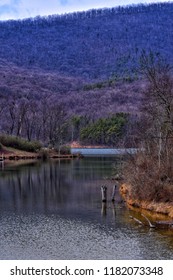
<box><xmin>101</xmin><ymin>202</ymin><xmax>107</xmax><ymax>216</ymax></box>
<box><xmin>101</xmin><ymin>186</ymin><xmax>107</xmax><ymax>202</ymax></box>
<box><xmin>111</xmin><ymin>184</ymin><xmax>117</xmax><ymax>202</ymax></box>
<box><xmin>112</xmin><ymin>201</ymin><xmax>116</xmax><ymax>218</ymax></box>
<box><xmin>0</xmin><ymin>154</ymin><xmax>4</xmax><ymax>170</ymax></box>
<box><xmin>0</xmin><ymin>154</ymin><xmax>4</xmax><ymax>161</ymax></box>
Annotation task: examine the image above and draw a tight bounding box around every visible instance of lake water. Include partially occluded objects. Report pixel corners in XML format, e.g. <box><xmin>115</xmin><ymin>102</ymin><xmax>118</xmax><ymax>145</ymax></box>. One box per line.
<box><xmin>71</xmin><ymin>148</ymin><xmax>138</xmax><ymax>156</ymax></box>
<box><xmin>0</xmin><ymin>158</ymin><xmax>173</xmax><ymax>260</ymax></box>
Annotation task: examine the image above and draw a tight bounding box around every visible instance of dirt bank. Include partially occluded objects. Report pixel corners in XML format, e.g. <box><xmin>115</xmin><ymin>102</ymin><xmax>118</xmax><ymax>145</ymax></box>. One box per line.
<box><xmin>0</xmin><ymin>146</ymin><xmax>77</xmax><ymax>161</ymax></box>
<box><xmin>120</xmin><ymin>183</ymin><xmax>173</xmax><ymax>218</ymax></box>
<box><xmin>69</xmin><ymin>141</ymin><xmax>108</xmax><ymax>148</ymax></box>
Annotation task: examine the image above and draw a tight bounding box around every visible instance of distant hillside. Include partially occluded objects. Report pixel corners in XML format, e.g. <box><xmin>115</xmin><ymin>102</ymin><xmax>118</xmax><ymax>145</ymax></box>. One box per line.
<box><xmin>0</xmin><ymin>2</ymin><xmax>173</xmax><ymax>80</ymax></box>
<box><xmin>0</xmin><ymin>59</ymin><xmax>143</xmax><ymax>146</ymax></box>
<box><xmin>0</xmin><ymin>3</ymin><xmax>171</xmax><ymax>146</ymax></box>
<box><xmin>0</xmin><ymin>59</ymin><xmax>82</xmax><ymax>98</ymax></box>
<box><xmin>0</xmin><ymin>60</ymin><xmax>144</xmax><ymax>119</ymax></box>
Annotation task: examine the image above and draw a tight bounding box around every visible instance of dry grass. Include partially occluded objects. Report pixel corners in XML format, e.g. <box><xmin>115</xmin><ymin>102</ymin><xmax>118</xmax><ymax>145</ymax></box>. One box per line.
<box><xmin>1</xmin><ymin>146</ymin><xmax>37</xmax><ymax>159</ymax></box>
<box><xmin>1</xmin><ymin>146</ymin><xmax>76</xmax><ymax>160</ymax></box>
<box><xmin>122</xmin><ymin>149</ymin><xmax>173</xmax><ymax>204</ymax></box>
<box><xmin>120</xmin><ymin>183</ymin><xmax>173</xmax><ymax>218</ymax></box>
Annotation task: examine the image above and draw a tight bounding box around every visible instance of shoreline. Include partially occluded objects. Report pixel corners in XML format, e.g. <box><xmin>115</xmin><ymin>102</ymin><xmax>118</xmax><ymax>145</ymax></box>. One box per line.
<box><xmin>0</xmin><ymin>148</ymin><xmax>79</xmax><ymax>161</ymax></box>
<box><xmin>0</xmin><ymin>154</ymin><xmax>78</xmax><ymax>161</ymax></box>
<box><xmin>120</xmin><ymin>183</ymin><xmax>173</xmax><ymax>219</ymax></box>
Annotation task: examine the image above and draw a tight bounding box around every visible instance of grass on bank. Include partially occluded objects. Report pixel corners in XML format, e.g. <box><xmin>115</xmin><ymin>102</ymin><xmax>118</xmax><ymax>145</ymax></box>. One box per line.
<box><xmin>0</xmin><ymin>134</ymin><xmax>73</xmax><ymax>160</ymax></box>
<box><xmin>0</xmin><ymin>134</ymin><xmax>42</xmax><ymax>153</ymax></box>
<box><xmin>122</xmin><ymin>150</ymin><xmax>173</xmax><ymax>204</ymax></box>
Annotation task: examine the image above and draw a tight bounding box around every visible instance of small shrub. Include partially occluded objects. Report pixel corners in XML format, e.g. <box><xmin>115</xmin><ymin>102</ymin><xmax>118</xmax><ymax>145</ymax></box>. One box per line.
<box><xmin>56</xmin><ymin>145</ymin><xmax>71</xmax><ymax>155</ymax></box>
<box><xmin>123</xmin><ymin>150</ymin><xmax>173</xmax><ymax>203</ymax></box>
<box><xmin>39</xmin><ymin>148</ymin><xmax>49</xmax><ymax>160</ymax></box>
<box><xmin>0</xmin><ymin>134</ymin><xmax>42</xmax><ymax>152</ymax></box>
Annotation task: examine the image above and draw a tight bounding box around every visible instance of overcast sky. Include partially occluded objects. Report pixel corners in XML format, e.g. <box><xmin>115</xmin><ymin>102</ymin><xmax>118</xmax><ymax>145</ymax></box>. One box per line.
<box><xmin>0</xmin><ymin>0</ymin><xmax>171</xmax><ymax>20</ymax></box>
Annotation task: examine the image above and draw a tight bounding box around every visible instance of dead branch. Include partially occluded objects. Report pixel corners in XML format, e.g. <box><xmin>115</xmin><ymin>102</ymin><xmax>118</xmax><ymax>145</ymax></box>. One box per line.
<box><xmin>129</xmin><ymin>215</ymin><xmax>144</xmax><ymax>225</ymax></box>
<box><xmin>141</xmin><ymin>213</ymin><xmax>156</xmax><ymax>228</ymax></box>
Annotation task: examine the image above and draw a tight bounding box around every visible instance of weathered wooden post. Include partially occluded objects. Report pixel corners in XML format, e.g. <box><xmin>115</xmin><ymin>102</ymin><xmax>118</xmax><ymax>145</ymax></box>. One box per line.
<box><xmin>101</xmin><ymin>202</ymin><xmax>107</xmax><ymax>216</ymax></box>
<box><xmin>112</xmin><ymin>201</ymin><xmax>116</xmax><ymax>218</ymax></box>
<box><xmin>111</xmin><ymin>184</ymin><xmax>117</xmax><ymax>202</ymax></box>
<box><xmin>0</xmin><ymin>154</ymin><xmax>4</xmax><ymax>170</ymax></box>
<box><xmin>0</xmin><ymin>154</ymin><xmax>4</xmax><ymax>161</ymax></box>
<box><xmin>101</xmin><ymin>186</ymin><xmax>107</xmax><ymax>202</ymax></box>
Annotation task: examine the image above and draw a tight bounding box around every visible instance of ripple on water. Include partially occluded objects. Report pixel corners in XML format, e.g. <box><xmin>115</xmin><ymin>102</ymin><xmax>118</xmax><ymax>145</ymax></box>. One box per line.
<box><xmin>1</xmin><ymin>212</ymin><xmax>173</xmax><ymax>259</ymax></box>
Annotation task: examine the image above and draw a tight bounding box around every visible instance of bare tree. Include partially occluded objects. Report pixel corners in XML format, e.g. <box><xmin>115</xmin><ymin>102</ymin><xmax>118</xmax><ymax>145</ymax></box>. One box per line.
<box><xmin>123</xmin><ymin>52</ymin><xmax>173</xmax><ymax>204</ymax></box>
<box><xmin>47</xmin><ymin>101</ymin><xmax>69</xmax><ymax>152</ymax></box>
<box><xmin>24</xmin><ymin>100</ymin><xmax>38</xmax><ymax>141</ymax></box>
<box><xmin>140</xmin><ymin>51</ymin><xmax>173</xmax><ymax>169</ymax></box>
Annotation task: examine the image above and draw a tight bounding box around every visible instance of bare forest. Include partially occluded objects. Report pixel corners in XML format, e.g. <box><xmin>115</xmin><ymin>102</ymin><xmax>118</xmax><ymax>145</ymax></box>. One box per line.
<box><xmin>0</xmin><ymin>3</ymin><xmax>173</xmax><ymax>149</ymax></box>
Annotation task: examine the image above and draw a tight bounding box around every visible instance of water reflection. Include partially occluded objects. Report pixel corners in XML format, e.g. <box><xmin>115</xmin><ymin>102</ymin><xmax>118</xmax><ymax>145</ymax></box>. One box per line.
<box><xmin>0</xmin><ymin>158</ymin><xmax>114</xmax><ymax>215</ymax></box>
<box><xmin>0</xmin><ymin>161</ymin><xmax>69</xmax><ymax>212</ymax></box>
<box><xmin>0</xmin><ymin>158</ymin><xmax>173</xmax><ymax>260</ymax></box>
<box><xmin>101</xmin><ymin>202</ymin><xmax>116</xmax><ymax>218</ymax></box>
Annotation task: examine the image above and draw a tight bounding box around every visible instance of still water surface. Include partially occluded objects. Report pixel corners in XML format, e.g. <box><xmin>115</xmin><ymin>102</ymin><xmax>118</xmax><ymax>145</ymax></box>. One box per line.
<box><xmin>0</xmin><ymin>158</ymin><xmax>173</xmax><ymax>259</ymax></box>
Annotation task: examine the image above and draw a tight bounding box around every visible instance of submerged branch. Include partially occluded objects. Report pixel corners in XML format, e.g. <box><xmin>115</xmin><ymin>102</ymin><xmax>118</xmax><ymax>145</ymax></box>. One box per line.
<box><xmin>129</xmin><ymin>215</ymin><xmax>144</xmax><ymax>225</ymax></box>
<box><xmin>141</xmin><ymin>213</ymin><xmax>156</xmax><ymax>228</ymax></box>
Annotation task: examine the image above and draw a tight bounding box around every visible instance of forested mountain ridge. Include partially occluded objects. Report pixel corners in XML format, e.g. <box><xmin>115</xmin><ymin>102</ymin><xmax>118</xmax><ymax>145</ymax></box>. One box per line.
<box><xmin>0</xmin><ymin>59</ymin><xmax>82</xmax><ymax>97</ymax></box>
<box><xmin>0</xmin><ymin>2</ymin><xmax>173</xmax><ymax>80</ymax></box>
<box><xmin>0</xmin><ymin>2</ymin><xmax>172</xmax><ymax>146</ymax></box>
<box><xmin>0</xmin><ymin>59</ymin><xmax>143</xmax><ymax>118</ymax></box>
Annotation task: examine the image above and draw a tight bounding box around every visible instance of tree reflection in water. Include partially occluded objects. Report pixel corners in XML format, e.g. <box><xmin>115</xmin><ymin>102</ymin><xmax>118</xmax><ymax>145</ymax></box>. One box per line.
<box><xmin>0</xmin><ymin>158</ymin><xmax>114</xmax><ymax>214</ymax></box>
<box><xmin>0</xmin><ymin>160</ymin><xmax>74</xmax><ymax>213</ymax></box>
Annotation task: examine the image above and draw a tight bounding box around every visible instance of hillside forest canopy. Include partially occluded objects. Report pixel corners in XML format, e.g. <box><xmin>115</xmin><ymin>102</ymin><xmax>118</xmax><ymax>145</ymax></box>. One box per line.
<box><xmin>0</xmin><ymin>2</ymin><xmax>173</xmax><ymax>149</ymax></box>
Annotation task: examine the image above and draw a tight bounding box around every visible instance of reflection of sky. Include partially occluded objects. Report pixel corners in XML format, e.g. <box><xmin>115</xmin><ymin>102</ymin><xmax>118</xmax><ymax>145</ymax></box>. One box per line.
<box><xmin>0</xmin><ymin>0</ymin><xmax>171</xmax><ymax>20</ymax></box>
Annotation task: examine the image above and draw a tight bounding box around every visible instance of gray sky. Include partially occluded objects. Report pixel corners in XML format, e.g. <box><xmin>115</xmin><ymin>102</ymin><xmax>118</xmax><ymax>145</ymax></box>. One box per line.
<box><xmin>0</xmin><ymin>0</ymin><xmax>171</xmax><ymax>20</ymax></box>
